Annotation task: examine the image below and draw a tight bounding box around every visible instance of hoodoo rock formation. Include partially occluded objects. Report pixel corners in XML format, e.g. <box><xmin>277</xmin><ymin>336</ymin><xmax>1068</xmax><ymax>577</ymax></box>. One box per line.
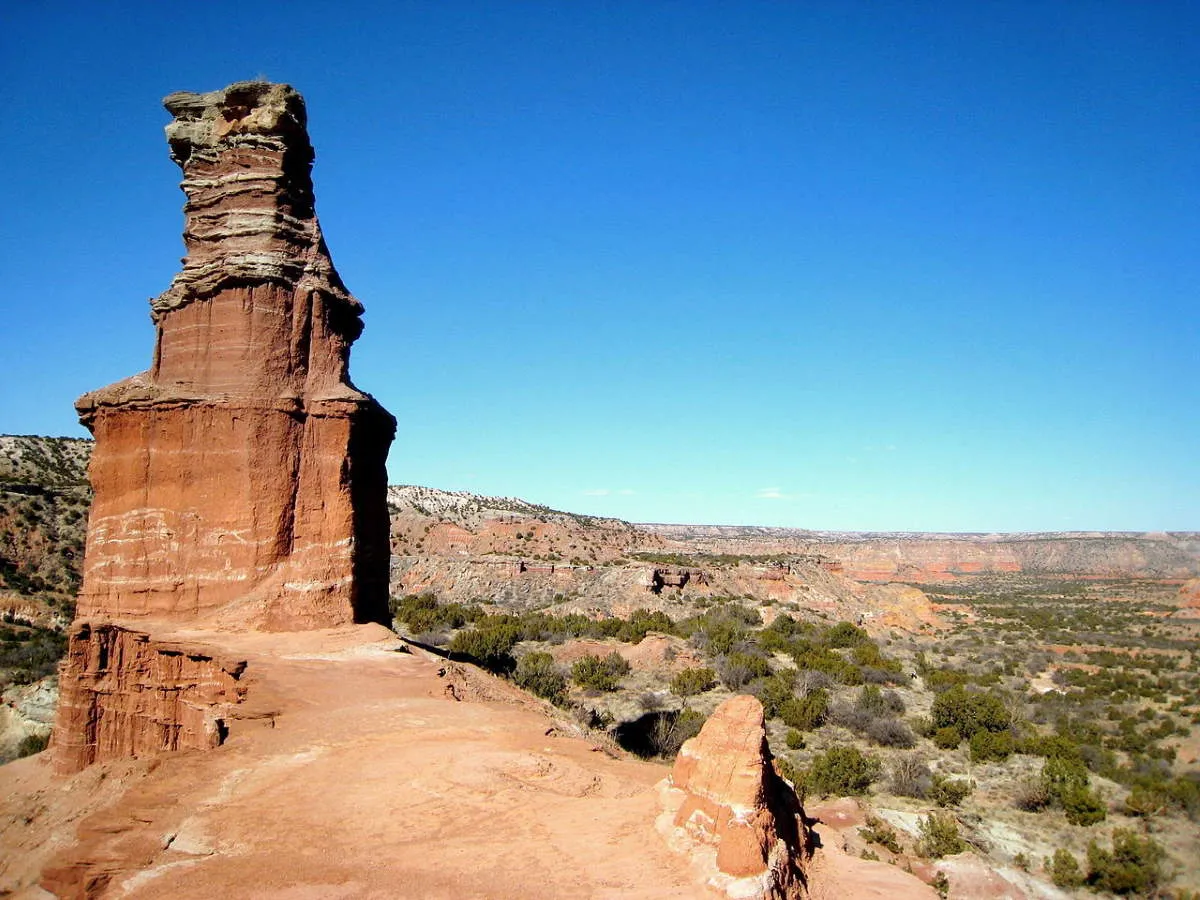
<box><xmin>53</xmin><ymin>81</ymin><xmax>394</xmax><ymax>773</ymax></box>
<box><xmin>658</xmin><ymin>695</ymin><xmax>809</xmax><ymax>899</ymax></box>
<box><xmin>74</xmin><ymin>81</ymin><xmax>394</xmax><ymax>629</ymax></box>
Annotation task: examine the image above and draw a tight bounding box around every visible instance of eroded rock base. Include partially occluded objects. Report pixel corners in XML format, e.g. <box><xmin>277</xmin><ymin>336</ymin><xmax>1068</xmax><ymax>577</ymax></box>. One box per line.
<box><xmin>52</xmin><ymin>622</ymin><xmax>246</xmax><ymax>775</ymax></box>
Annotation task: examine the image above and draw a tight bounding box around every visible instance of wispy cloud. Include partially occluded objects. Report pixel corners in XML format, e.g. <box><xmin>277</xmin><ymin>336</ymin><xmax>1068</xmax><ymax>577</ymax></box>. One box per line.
<box><xmin>618</xmin><ymin>488</ymin><xmax>636</xmax><ymax>496</ymax></box>
<box><xmin>755</xmin><ymin>487</ymin><xmax>788</xmax><ymax>500</ymax></box>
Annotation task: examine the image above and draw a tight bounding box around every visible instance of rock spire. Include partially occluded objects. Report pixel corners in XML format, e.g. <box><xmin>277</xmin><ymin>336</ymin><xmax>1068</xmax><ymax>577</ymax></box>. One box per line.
<box><xmin>53</xmin><ymin>82</ymin><xmax>394</xmax><ymax>773</ymax></box>
<box><xmin>73</xmin><ymin>81</ymin><xmax>395</xmax><ymax>630</ymax></box>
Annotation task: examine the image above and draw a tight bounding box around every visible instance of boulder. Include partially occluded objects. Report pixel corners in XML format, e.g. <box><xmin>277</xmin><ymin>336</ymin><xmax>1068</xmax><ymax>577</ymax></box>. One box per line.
<box><xmin>658</xmin><ymin>694</ymin><xmax>809</xmax><ymax>899</ymax></box>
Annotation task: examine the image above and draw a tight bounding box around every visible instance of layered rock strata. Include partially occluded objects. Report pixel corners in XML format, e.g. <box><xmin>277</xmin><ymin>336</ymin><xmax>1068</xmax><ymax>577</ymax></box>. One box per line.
<box><xmin>52</xmin><ymin>622</ymin><xmax>246</xmax><ymax>775</ymax></box>
<box><xmin>74</xmin><ymin>81</ymin><xmax>395</xmax><ymax>629</ymax></box>
<box><xmin>658</xmin><ymin>695</ymin><xmax>809</xmax><ymax>899</ymax></box>
<box><xmin>53</xmin><ymin>81</ymin><xmax>393</xmax><ymax>773</ymax></box>
<box><xmin>649</xmin><ymin>567</ymin><xmax>709</xmax><ymax>593</ymax></box>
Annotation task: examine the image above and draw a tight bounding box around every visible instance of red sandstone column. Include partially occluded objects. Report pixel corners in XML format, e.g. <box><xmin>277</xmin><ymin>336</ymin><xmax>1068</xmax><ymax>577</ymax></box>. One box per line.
<box><xmin>73</xmin><ymin>81</ymin><xmax>395</xmax><ymax>630</ymax></box>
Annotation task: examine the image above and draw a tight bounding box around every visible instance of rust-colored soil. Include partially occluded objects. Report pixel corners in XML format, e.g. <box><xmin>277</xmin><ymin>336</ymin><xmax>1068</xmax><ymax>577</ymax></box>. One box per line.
<box><xmin>2</xmin><ymin>626</ymin><xmax>700</xmax><ymax>898</ymax></box>
<box><xmin>2</xmin><ymin>626</ymin><xmax>951</xmax><ymax>898</ymax></box>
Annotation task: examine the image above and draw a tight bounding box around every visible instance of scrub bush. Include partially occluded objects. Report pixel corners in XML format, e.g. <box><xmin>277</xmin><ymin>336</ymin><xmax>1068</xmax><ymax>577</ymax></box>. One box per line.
<box><xmin>670</xmin><ymin>666</ymin><xmax>716</xmax><ymax>697</ymax></box>
<box><xmin>917</xmin><ymin>813</ymin><xmax>965</xmax><ymax>859</ymax></box>
<box><xmin>572</xmin><ymin>651</ymin><xmax>630</xmax><ymax>692</ymax></box>
<box><xmin>805</xmin><ymin>746</ymin><xmax>880</xmax><ymax>797</ymax></box>
<box><xmin>514</xmin><ymin>652</ymin><xmax>566</xmax><ymax>704</ymax></box>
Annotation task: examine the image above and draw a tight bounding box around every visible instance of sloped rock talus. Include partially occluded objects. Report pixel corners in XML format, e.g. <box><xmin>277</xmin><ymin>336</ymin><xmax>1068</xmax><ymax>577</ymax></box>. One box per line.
<box><xmin>74</xmin><ymin>82</ymin><xmax>395</xmax><ymax>629</ymax></box>
<box><xmin>52</xmin><ymin>622</ymin><xmax>246</xmax><ymax>775</ymax></box>
<box><xmin>659</xmin><ymin>695</ymin><xmax>809</xmax><ymax>899</ymax></box>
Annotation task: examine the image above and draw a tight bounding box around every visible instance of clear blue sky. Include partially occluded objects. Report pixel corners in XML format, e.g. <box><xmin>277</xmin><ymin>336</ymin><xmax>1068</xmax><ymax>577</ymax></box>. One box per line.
<box><xmin>1</xmin><ymin>2</ymin><xmax>1196</xmax><ymax>531</ymax></box>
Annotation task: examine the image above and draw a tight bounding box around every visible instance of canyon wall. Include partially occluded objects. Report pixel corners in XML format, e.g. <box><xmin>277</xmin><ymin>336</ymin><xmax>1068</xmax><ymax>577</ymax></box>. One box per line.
<box><xmin>825</xmin><ymin>535</ymin><xmax>1200</xmax><ymax>582</ymax></box>
<box><xmin>643</xmin><ymin>523</ymin><xmax>1200</xmax><ymax>581</ymax></box>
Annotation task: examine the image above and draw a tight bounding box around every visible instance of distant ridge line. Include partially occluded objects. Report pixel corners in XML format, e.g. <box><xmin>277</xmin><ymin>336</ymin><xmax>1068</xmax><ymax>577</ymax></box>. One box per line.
<box><xmin>2</xmin><ymin>437</ymin><xmax>1196</xmax><ymax>538</ymax></box>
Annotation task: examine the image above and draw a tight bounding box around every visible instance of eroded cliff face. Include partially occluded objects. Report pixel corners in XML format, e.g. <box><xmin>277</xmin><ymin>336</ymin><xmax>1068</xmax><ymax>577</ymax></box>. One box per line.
<box><xmin>52</xmin><ymin>623</ymin><xmax>246</xmax><ymax>775</ymax></box>
<box><xmin>74</xmin><ymin>82</ymin><xmax>394</xmax><ymax>630</ymax></box>
<box><xmin>52</xmin><ymin>81</ymin><xmax>394</xmax><ymax>774</ymax></box>
<box><xmin>658</xmin><ymin>695</ymin><xmax>809</xmax><ymax>900</ymax></box>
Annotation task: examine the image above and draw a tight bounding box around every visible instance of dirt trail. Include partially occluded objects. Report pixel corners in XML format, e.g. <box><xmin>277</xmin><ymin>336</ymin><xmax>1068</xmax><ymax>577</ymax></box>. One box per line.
<box><xmin>1</xmin><ymin>625</ymin><xmax>945</xmax><ymax>898</ymax></box>
<box><xmin>2</xmin><ymin>625</ymin><xmax>700</xmax><ymax>898</ymax></box>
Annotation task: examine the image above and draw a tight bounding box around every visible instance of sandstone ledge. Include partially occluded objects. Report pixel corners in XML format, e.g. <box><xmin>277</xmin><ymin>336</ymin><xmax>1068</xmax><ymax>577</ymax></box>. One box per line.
<box><xmin>5</xmin><ymin>629</ymin><xmax>703</xmax><ymax>898</ymax></box>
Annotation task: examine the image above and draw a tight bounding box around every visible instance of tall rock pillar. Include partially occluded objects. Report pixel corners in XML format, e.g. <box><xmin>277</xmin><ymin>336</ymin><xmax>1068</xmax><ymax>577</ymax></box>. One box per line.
<box><xmin>54</xmin><ymin>82</ymin><xmax>395</xmax><ymax>773</ymax></box>
<box><xmin>74</xmin><ymin>81</ymin><xmax>395</xmax><ymax>631</ymax></box>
